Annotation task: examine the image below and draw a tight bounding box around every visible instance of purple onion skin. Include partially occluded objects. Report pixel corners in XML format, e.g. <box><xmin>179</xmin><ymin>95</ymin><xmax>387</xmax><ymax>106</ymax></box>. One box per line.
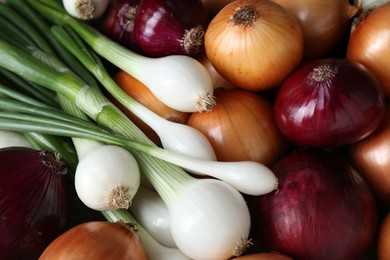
<box><xmin>250</xmin><ymin>149</ymin><xmax>378</xmax><ymax>260</ymax></box>
<box><xmin>0</xmin><ymin>148</ymin><xmax>70</xmax><ymax>260</ymax></box>
<box><xmin>274</xmin><ymin>58</ymin><xmax>385</xmax><ymax>148</ymax></box>
<box><xmin>134</xmin><ymin>0</ymin><xmax>208</xmax><ymax>57</ymax></box>
<box><xmin>99</xmin><ymin>0</ymin><xmax>141</xmax><ymax>51</ymax></box>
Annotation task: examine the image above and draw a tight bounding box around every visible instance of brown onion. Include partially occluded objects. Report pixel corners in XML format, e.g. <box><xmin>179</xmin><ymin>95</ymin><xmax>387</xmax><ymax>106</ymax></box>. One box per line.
<box><xmin>273</xmin><ymin>0</ymin><xmax>360</xmax><ymax>59</ymax></box>
<box><xmin>39</xmin><ymin>221</ymin><xmax>148</xmax><ymax>259</ymax></box>
<box><xmin>204</xmin><ymin>0</ymin><xmax>303</xmax><ymax>92</ymax></box>
<box><xmin>112</xmin><ymin>70</ymin><xmax>191</xmax><ymax>146</ymax></box>
<box><xmin>348</xmin><ymin>103</ymin><xmax>390</xmax><ymax>209</ymax></box>
<box><xmin>378</xmin><ymin>211</ymin><xmax>390</xmax><ymax>259</ymax></box>
<box><xmin>347</xmin><ymin>2</ymin><xmax>390</xmax><ymax>97</ymax></box>
<box><xmin>187</xmin><ymin>88</ymin><xmax>289</xmax><ymax>166</ymax></box>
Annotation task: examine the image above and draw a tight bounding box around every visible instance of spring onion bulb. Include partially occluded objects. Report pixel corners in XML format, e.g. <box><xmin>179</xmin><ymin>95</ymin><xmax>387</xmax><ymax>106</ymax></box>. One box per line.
<box><xmin>50</xmin><ymin>25</ymin><xmax>216</xmax><ymax>160</ymax></box>
<box><xmin>27</xmin><ymin>0</ymin><xmax>216</xmax><ymax>113</ymax></box>
<box><xmin>75</xmin><ymin>144</ymin><xmax>141</xmax><ymax>211</ymax></box>
<box><xmin>0</xmin><ymin>129</ymin><xmax>32</xmax><ymax>148</ymax></box>
<box><xmin>62</xmin><ymin>0</ymin><xmax>110</xmax><ymax>20</ymax></box>
<box><xmin>130</xmin><ymin>186</ymin><xmax>177</xmax><ymax>248</ymax></box>
<box><xmin>103</xmin><ymin>210</ymin><xmax>191</xmax><ymax>260</ymax></box>
<box><xmin>169</xmin><ymin>178</ymin><xmax>252</xmax><ymax>259</ymax></box>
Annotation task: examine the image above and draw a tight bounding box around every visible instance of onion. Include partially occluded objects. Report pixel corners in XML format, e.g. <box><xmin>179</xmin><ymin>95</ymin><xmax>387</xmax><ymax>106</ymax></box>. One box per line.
<box><xmin>40</xmin><ymin>221</ymin><xmax>148</xmax><ymax>259</ymax></box>
<box><xmin>378</xmin><ymin>211</ymin><xmax>390</xmax><ymax>259</ymax></box>
<box><xmin>204</xmin><ymin>0</ymin><xmax>303</xmax><ymax>91</ymax></box>
<box><xmin>272</xmin><ymin>0</ymin><xmax>360</xmax><ymax>59</ymax></box>
<box><xmin>112</xmin><ymin>69</ymin><xmax>191</xmax><ymax>146</ymax></box>
<box><xmin>98</xmin><ymin>0</ymin><xmax>141</xmax><ymax>51</ymax></box>
<box><xmin>348</xmin><ymin>103</ymin><xmax>390</xmax><ymax>209</ymax></box>
<box><xmin>187</xmin><ymin>88</ymin><xmax>289</xmax><ymax>166</ymax></box>
<box><xmin>63</xmin><ymin>0</ymin><xmax>110</xmax><ymax>20</ymax></box>
<box><xmin>233</xmin><ymin>252</ymin><xmax>293</xmax><ymax>260</ymax></box>
<box><xmin>250</xmin><ymin>149</ymin><xmax>378</xmax><ymax>260</ymax></box>
<box><xmin>274</xmin><ymin>58</ymin><xmax>385</xmax><ymax>148</ymax></box>
<box><xmin>347</xmin><ymin>2</ymin><xmax>390</xmax><ymax>97</ymax></box>
<box><xmin>133</xmin><ymin>0</ymin><xmax>208</xmax><ymax>57</ymax></box>
<box><xmin>0</xmin><ymin>147</ymin><xmax>70</xmax><ymax>260</ymax></box>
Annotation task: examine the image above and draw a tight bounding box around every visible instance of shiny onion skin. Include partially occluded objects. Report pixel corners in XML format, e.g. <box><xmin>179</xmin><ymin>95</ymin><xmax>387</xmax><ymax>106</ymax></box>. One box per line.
<box><xmin>378</xmin><ymin>212</ymin><xmax>390</xmax><ymax>259</ymax></box>
<box><xmin>187</xmin><ymin>88</ymin><xmax>289</xmax><ymax>166</ymax></box>
<box><xmin>204</xmin><ymin>0</ymin><xmax>303</xmax><ymax>91</ymax></box>
<box><xmin>133</xmin><ymin>0</ymin><xmax>209</xmax><ymax>57</ymax></box>
<box><xmin>347</xmin><ymin>2</ymin><xmax>390</xmax><ymax>97</ymax></box>
<box><xmin>274</xmin><ymin>58</ymin><xmax>385</xmax><ymax>148</ymax></box>
<box><xmin>99</xmin><ymin>0</ymin><xmax>141</xmax><ymax>51</ymax></box>
<box><xmin>112</xmin><ymin>70</ymin><xmax>191</xmax><ymax>145</ymax></box>
<box><xmin>40</xmin><ymin>221</ymin><xmax>148</xmax><ymax>259</ymax></box>
<box><xmin>0</xmin><ymin>148</ymin><xmax>70</xmax><ymax>260</ymax></box>
<box><xmin>272</xmin><ymin>0</ymin><xmax>360</xmax><ymax>60</ymax></box>
<box><xmin>348</xmin><ymin>103</ymin><xmax>390</xmax><ymax>209</ymax></box>
<box><xmin>250</xmin><ymin>149</ymin><xmax>378</xmax><ymax>260</ymax></box>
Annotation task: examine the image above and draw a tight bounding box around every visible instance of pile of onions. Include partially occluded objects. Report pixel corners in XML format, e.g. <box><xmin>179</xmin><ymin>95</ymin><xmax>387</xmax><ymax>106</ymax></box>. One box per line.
<box><xmin>347</xmin><ymin>2</ymin><xmax>390</xmax><ymax>97</ymax></box>
<box><xmin>0</xmin><ymin>147</ymin><xmax>70</xmax><ymax>260</ymax></box>
<box><xmin>204</xmin><ymin>0</ymin><xmax>303</xmax><ymax>91</ymax></box>
<box><xmin>250</xmin><ymin>149</ymin><xmax>378</xmax><ymax>260</ymax></box>
<box><xmin>273</xmin><ymin>0</ymin><xmax>360</xmax><ymax>59</ymax></box>
<box><xmin>274</xmin><ymin>58</ymin><xmax>385</xmax><ymax>148</ymax></box>
<box><xmin>187</xmin><ymin>88</ymin><xmax>289</xmax><ymax>166</ymax></box>
<box><xmin>40</xmin><ymin>221</ymin><xmax>148</xmax><ymax>259</ymax></box>
<box><xmin>348</xmin><ymin>103</ymin><xmax>390</xmax><ymax>209</ymax></box>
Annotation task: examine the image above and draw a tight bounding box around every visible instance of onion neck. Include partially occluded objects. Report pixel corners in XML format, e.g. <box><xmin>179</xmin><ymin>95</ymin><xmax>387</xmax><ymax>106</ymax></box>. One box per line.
<box><xmin>307</xmin><ymin>64</ymin><xmax>338</xmax><ymax>85</ymax></box>
<box><xmin>229</xmin><ymin>5</ymin><xmax>258</xmax><ymax>27</ymax></box>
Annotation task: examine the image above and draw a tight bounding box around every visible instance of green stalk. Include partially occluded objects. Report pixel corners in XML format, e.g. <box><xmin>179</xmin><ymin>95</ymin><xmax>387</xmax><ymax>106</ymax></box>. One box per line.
<box><xmin>5</xmin><ymin>0</ymin><xmax>100</xmax><ymax>88</ymax></box>
<box><xmin>0</xmin><ymin>30</ymin><xmax>192</xmax><ymax>207</ymax></box>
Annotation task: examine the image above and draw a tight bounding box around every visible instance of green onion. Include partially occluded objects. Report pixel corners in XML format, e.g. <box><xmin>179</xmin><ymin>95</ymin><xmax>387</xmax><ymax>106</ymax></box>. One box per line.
<box><xmin>26</xmin><ymin>0</ymin><xmax>215</xmax><ymax>113</ymax></box>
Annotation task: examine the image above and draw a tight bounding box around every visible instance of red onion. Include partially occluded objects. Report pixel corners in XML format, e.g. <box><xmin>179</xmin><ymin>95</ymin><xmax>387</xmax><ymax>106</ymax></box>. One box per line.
<box><xmin>250</xmin><ymin>149</ymin><xmax>378</xmax><ymax>260</ymax></box>
<box><xmin>274</xmin><ymin>58</ymin><xmax>385</xmax><ymax>148</ymax></box>
<box><xmin>0</xmin><ymin>147</ymin><xmax>70</xmax><ymax>260</ymax></box>
<box><xmin>99</xmin><ymin>0</ymin><xmax>141</xmax><ymax>51</ymax></box>
<box><xmin>133</xmin><ymin>0</ymin><xmax>208</xmax><ymax>57</ymax></box>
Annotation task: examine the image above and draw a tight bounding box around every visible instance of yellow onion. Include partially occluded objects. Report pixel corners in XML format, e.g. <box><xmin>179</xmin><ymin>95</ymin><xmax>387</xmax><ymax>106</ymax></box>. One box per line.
<box><xmin>347</xmin><ymin>2</ymin><xmax>390</xmax><ymax>97</ymax></box>
<box><xmin>348</xmin><ymin>102</ymin><xmax>390</xmax><ymax>209</ymax></box>
<box><xmin>40</xmin><ymin>221</ymin><xmax>148</xmax><ymax>259</ymax></box>
<box><xmin>204</xmin><ymin>0</ymin><xmax>303</xmax><ymax>92</ymax></box>
<box><xmin>187</xmin><ymin>88</ymin><xmax>289</xmax><ymax>166</ymax></box>
<box><xmin>273</xmin><ymin>0</ymin><xmax>360</xmax><ymax>59</ymax></box>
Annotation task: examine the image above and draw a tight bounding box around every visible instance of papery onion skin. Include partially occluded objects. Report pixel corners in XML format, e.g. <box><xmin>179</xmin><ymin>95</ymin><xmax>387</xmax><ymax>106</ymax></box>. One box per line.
<box><xmin>133</xmin><ymin>0</ymin><xmax>208</xmax><ymax>57</ymax></box>
<box><xmin>250</xmin><ymin>149</ymin><xmax>378</xmax><ymax>260</ymax></box>
<box><xmin>348</xmin><ymin>103</ymin><xmax>390</xmax><ymax>209</ymax></box>
<box><xmin>187</xmin><ymin>88</ymin><xmax>289</xmax><ymax>166</ymax></box>
<box><xmin>39</xmin><ymin>221</ymin><xmax>148</xmax><ymax>259</ymax></box>
<box><xmin>274</xmin><ymin>58</ymin><xmax>385</xmax><ymax>148</ymax></box>
<box><xmin>347</xmin><ymin>2</ymin><xmax>390</xmax><ymax>98</ymax></box>
<box><xmin>0</xmin><ymin>148</ymin><xmax>70</xmax><ymax>260</ymax></box>
<box><xmin>204</xmin><ymin>0</ymin><xmax>303</xmax><ymax>91</ymax></box>
<box><xmin>273</xmin><ymin>0</ymin><xmax>360</xmax><ymax>60</ymax></box>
